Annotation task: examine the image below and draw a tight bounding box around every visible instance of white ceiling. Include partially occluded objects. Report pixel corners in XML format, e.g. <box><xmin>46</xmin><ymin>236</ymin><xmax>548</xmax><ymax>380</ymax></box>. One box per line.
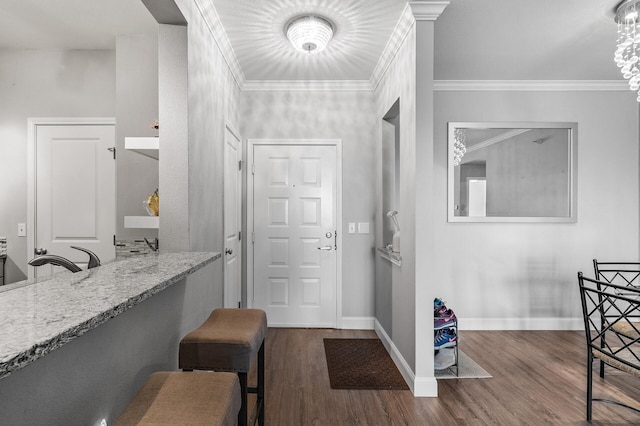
<box><xmin>212</xmin><ymin>0</ymin><xmax>408</xmax><ymax>81</ymax></box>
<box><xmin>0</xmin><ymin>0</ymin><xmax>157</xmax><ymax>50</ymax></box>
<box><xmin>0</xmin><ymin>0</ymin><xmax>625</xmax><ymax>81</ymax></box>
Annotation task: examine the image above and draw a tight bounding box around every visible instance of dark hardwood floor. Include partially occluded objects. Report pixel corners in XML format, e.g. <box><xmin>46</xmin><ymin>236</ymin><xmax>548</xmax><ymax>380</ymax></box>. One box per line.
<box><xmin>255</xmin><ymin>328</ymin><xmax>640</xmax><ymax>425</ymax></box>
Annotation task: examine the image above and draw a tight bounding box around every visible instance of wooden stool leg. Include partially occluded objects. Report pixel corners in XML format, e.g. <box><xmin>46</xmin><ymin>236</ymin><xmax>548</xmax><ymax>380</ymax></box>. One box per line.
<box><xmin>238</xmin><ymin>372</ymin><xmax>248</xmax><ymax>426</ymax></box>
<box><xmin>258</xmin><ymin>341</ymin><xmax>265</xmax><ymax>426</ymax></box>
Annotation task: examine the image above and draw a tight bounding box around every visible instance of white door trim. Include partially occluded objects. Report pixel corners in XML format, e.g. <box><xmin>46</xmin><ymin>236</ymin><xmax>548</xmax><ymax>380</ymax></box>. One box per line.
<box><xmin>224</xmin><ymin>122</ymin><xmax>242</xmax><ymax>308</ymax></box>
<box><xmin>247</xmin><ymin>139</ymin><xmax>343</xmax><ymax>328</ymax></box>
<box><xmin>27</xmin><ymin>117</ymin><xmax>116</xmax><ymax>281</ymax></box>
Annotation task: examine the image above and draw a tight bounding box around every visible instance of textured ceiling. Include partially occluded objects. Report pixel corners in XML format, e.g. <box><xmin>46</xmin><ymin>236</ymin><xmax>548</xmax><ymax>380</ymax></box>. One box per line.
<box><xmin>212</xmin><ymin>0</ymin><xmax>408</xmax><ymax>81</ymax></box>
<box><xmin>0</xmin><ymin>0</ymin><xmax>625</xmax><ymax>81</ymax></box>
<box><xmin>0</xmin><ymin>0</ymin><xmax>157</xmax><ymax>50</ymax></box>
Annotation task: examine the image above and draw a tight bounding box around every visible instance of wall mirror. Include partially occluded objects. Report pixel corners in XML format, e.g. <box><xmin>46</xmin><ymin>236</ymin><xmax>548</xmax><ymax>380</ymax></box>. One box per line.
<box><xmin>448</xmin><ymin>122</ymin><xmax>577</xmax><ymax>223</ymax></box>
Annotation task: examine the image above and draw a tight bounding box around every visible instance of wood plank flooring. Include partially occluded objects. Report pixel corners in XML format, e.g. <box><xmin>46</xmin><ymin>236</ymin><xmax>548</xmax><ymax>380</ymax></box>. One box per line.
<box><xmin>255</xmin><ymin>328</ymin><xmax>640</xmax><ymax>425</ymax></box>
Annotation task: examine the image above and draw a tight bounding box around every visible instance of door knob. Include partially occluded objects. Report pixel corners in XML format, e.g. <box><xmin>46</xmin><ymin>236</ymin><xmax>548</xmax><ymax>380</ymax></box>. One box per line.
<box><xmin>34</xmin><ymin>248</ymin><xmax>48</xmax><ymax>256</ymax></box>
<box><xmin>317</xmin><ymin>246</ymin><xmax>332</xmax><ymax>251</ymax></box>
<box><xmin>225</xmin><ymin>248</ymin><xmax>233</xmax><ymax>255</ymax></box>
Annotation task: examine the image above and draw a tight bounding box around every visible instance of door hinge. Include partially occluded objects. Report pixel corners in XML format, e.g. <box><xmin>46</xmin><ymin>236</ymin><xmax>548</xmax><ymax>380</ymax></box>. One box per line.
<box><xmin>238</xmin><ymin>160</ymin><xmax>242</xmax><ymax>171</ymax></box>
<box><xmin>107</xmin><ymin>147</ymin><xmax>116</xmax><ymax>159</ymax></box>
<box><xmin>113</xmin><ymin>235</ymin><xmax>116</xmax><ymax>245</ymax></box>
<box><xmin>251</xmin><ymin>163</ymin><xmax>255</xmax><ymax>175</ymax></box>
<box><xmin>238</xmin><ymin>231</ymin><xmax>242</xmax><ymax>241</ymax></box>
<box><xmin>252</xmin><ymin>232</ymin><xmax>255</xmax><ymax>243</ymax></box>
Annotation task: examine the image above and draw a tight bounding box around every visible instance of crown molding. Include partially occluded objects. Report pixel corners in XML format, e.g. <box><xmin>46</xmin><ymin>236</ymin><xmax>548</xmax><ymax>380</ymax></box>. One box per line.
<box><xmin>242</xmin><ymin>80</ymin><xmax>373</xmax><ymax>92</ymax></box>
<box><xmin>368</xmin><ymin>2</ymin><xmax>449</xmax><ymax>91</ymax></box>
<box><xmin>194</xmin><ymin>0</ymin><xmax>245</xmax><ymax>88</ymax></box>
<box><xmin>241</xmin><ymin>79</ymin><xmax>629</xmax><ymax>93</ymax></box>
<box><xmin>369</xmin><ymin>4</ymin><xmax>416</xmax><ymax>91</ymax></box>
<box><xmin>408</xmin><ymin>1</ymin><xmax>450</xmax><ymax>21</ymax></box>
<box><xmin>434</xmin><ymin>80</ymin><xmax>630</xmax><ymax>91</ymax></box>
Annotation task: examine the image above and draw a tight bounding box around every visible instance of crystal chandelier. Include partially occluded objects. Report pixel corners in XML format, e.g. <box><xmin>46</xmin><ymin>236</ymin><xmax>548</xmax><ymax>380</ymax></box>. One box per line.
<box><xmin>453</xmin><ymin>128</ymin><xmax>467</xmax><ymax>166</ymax></box>
<box><xmin>615</xmin><ymin>0</ymin><xmax>640</xmax><ymax>101</ymax></box>
<box><xmin>286</xmin><ymin>15</ymin><xmax>334</xmax><ymax>54</ymax></box>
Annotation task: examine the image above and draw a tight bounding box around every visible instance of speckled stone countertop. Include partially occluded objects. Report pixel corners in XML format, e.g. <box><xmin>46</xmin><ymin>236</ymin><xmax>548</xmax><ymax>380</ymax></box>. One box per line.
<box><xmin>0</xmin><ymin>251</ymin><xmax>220</xmax><ymax>380</ymax></box>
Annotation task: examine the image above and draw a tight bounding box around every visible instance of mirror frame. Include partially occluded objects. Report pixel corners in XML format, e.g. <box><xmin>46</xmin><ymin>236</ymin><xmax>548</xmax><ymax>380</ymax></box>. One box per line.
<box><xmin>447</xmin><ymin>121</ymin><xmax>578</xmax><ymax>223</ymax></box>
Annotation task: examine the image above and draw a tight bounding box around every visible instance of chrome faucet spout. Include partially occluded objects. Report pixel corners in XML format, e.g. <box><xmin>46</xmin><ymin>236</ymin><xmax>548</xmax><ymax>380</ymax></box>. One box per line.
<box><xmin>70</xmin><ymin>246</ymin><xmax>101</xmax><ymax>269</ymax></box>
<box><xmin>28</xmin><ymin>255</ymin><xmax>82</xmax><ymax>273</ymax></box>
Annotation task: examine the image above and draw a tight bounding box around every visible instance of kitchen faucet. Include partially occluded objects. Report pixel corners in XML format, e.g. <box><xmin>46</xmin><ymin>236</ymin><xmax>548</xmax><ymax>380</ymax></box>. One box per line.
<box><xmin>28</xmin><ymin>254</ymin><xmax>82</xmax><ymax>273</ymax></box>
<box><xmin>28</xmin><ymin>246</ymin><xmax>101</xmax><ymax>273</ymax></box>
<box><xmin>70</xmin><ymin>246</ymin><xmax>101</xmax><ymax>268</ymax></box>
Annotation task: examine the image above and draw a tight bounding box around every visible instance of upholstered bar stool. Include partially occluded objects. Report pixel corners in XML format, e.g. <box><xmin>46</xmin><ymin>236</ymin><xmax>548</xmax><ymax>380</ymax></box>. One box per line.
<box><xmin>179</xmin><ymin>308</ymin><xmax>267</xmax><ymax>426</ymax></box>
<box><xmin>114</xmin><ymin>371</ymin><xmax>240</xmax><ymax>425</ymax></box>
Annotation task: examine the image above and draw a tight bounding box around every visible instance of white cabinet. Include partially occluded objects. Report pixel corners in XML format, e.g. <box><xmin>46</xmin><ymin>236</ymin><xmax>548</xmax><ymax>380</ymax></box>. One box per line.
<box><xmin>124</xmin><ymin>137</ymin><xmax>159</xmax><ymax>229</ymax></box>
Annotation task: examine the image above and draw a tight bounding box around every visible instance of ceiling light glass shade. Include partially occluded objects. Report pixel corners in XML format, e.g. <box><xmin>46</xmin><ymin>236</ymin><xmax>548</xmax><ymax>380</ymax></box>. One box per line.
<box><xmin>286</xmin><ymin>15</ymin><xmax>334</xmax><ymax>54</ymax></box>
<box><xmin>615</xmin><ymin>0</ymin><xmax>640</xmax><ymax>101</ymax></box>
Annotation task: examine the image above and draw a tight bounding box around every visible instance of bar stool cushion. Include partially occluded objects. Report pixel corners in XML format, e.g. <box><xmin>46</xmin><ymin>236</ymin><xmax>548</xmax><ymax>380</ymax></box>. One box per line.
<box><xmin>114</xmin><ymin>372</ymin><xmax>240</xmax><ymax>426</ymax></box>
<box><xmin>179</xmin><ymin>309</ymin><xmax>268</xmax><ymax>372</ymax></box>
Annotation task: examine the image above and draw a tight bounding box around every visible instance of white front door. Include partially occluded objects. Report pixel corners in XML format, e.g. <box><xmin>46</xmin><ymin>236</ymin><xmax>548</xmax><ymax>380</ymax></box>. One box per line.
<box><xmin>32</xmin><ymin>123</ymin><xmax>116</xmax><ymax>279</ymax></box>
<box><xmin>252</xmin><ymin>144</ymin><xmax>337</xmax><ymax>327</ymax></box>
<box><xmin>224</xmin><ymin>126</ymin><xmax>242</xmax><ymax>308</ymax></box>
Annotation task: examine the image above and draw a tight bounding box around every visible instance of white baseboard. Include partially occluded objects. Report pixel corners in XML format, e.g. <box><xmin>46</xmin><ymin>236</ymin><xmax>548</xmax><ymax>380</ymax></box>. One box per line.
<box><xmin>413</xmin><ymin>376</ymin><xmax>438</xmax><ymax>397</ymax></box>
<box><xmin>268</xmin><ymin>323</ymin><xmax>336</xmax><ymax>328</ymax></box>
<box><xmin>374</xmin><ymin>319</ymin><xmax>419</xmax><ymax>394</ymax></box>
<box><xmin>460</xmin><ymin>317</ymin><xmax>584</xmax><ymax>331</ymax></box>
<box><xmin>340</xmin><ymin>316</ymin><xmax>375</xmax><ymax>330</ymax></box>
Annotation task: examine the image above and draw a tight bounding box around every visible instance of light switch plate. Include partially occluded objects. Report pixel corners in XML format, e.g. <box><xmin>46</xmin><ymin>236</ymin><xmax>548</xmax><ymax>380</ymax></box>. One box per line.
<box><xmin>358</xmin><ymin>222</ymin><xmax>370</xmax><ymax>234</ymax></box>
<box><xmin>18</xmin><ymin>223</ymin><xmax>26</xmax><ymax>237</ymax></box>
<box><xmin>348</xmin><ymin>222</ymin><xmax>356</xmax><ymax>234</ymax></box>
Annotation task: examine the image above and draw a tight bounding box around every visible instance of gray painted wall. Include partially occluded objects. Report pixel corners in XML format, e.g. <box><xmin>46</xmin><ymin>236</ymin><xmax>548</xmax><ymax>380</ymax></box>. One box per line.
<box><xmin>375</xmin><ymin>119</ymin><xmax>397</xmax><ymax>335</ymax></box>
<box><xmin>240</xmin><ymin>90</ymin><xmax>378</xmax><ymax>320</ymax></box>
<box><xmin>415</xmin><ymin>20</ymin><xmax>438</xmax><ymax>387</ymax></box>
<box><xmin>171</xmin><ymin>0</ymin><xmax>241</xmax><ymax>260</ymax></box>
<box><xmin>0</xmin><ymin>263</ymin><xmax>223</xmax><ymax>425</ymax></box>
<box><xmin>374</xmin><ymin>25</ymin><xmax>417</xmax><ymax>371</ymax></box>
<box><xmin>0</xmin><ymin>49</ymin><xmax>115</xmax><ymax>284</ymax></box>
<box><xmin>115</xmin><ymin>35</ymin><xmax>160</xmax><ymax>241</ymax></box>
<box><xmin>433</xmin><ymin>90</ymin><xmax>639</xmax><ymax>327</ymax></box>
<box><xmin>485</xmin><ymin>129</ymin><xmax>569</xmax><ymax>217</ymax></box>
<box><xmin>158</xmin><ymin>24</ymin><xmax>189</xmax><ymax>251</ymax></box>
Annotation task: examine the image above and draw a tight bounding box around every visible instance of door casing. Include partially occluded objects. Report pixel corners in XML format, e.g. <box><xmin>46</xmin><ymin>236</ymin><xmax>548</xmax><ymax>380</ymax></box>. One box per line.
<box><xmin>247</xmin><ymin>139</ymin><xmax>343</xmax><ymax>328</ymax></box>
<box><xmin>224</xmin><ymin>123</ymin><xmax>242</xmax><ymax>308</ymax></box>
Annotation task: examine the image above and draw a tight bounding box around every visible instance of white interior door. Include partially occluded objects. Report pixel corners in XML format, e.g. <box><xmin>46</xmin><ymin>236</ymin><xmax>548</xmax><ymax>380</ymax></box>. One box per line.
<box><xmin>252</xmin><ymin>144</ymin><xmax>337</xmax><ymax>327</ymax></box>
<box><xmin>224</xmin><ymin>126</ymin><xmax>242</xmax><ymax>308</ymax></box>
<box><xmin>33</xmin><ymin>124</ymin><xmax>116</xmax><ymax>279</ymax></box>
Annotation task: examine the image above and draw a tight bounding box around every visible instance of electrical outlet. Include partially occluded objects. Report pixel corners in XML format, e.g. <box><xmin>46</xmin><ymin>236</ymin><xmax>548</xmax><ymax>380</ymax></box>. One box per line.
<box><xmin>348</xmin><ymin>222</ymin><xmax>356</xmax><ymax>234</ymax></box>
<box><xmin>17</xmin><ymin>223</ymin><xmax>26</xmax><ymax>237</ymax></box>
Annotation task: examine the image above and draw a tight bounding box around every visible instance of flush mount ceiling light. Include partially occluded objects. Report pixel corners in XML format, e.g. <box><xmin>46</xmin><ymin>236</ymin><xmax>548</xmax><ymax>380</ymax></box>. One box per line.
<box><xmin>285</xmin><ymin>15</ymin><xmax>334</xmax><ymax>54</ymax></box>
<box><xmin>615</xmin><ymin>0</ymin><xmax>640</xmax><ymax>101</ymax></box>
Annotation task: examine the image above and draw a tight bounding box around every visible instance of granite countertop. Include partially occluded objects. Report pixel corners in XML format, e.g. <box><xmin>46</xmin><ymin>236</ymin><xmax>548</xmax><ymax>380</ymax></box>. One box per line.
<box><xmin>0</xmin><ymin>251</ymin><xmax>220</xmax><ymax>380</ymax></box>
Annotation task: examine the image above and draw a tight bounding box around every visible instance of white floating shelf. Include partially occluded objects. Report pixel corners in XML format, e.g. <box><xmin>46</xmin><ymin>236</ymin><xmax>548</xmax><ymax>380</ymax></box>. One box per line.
<box><xmin>125</xmin><ymin>137</ymin><xmax>159</xmax><ymax>159</ymax></box>
<box><xmin>124</xmin><ymin>216</ymin><xmax>159</xmax><ymax>229</ymax></box>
